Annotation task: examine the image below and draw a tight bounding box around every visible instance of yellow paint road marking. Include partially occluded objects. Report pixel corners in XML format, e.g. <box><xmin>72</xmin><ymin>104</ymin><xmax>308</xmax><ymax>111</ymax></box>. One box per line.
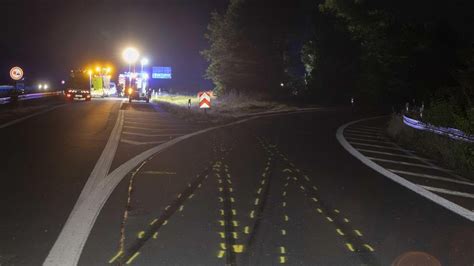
<box><xmin>217</xmin><ymin>250</ymin><xmax>225</xmax><ymax>258</ymax></box>
<box><xmin>345</xmin><ymin>243</ymin><xmax>355</xmax><ymax>252</ymax></box>
<box><xmin>280</xmin><ymin>246</ymin><xmax>286</xmax><ymax>254</ymax></box>
<box><xmin>284</xmin><ymin>215</ymin><xmax>289</xmax><ymax>221</ymax></box>
<box><xmin>232</xmin><ymin>220</ymin><xmax>239</xmax><ymax>226</ymax></box>
<box><xmin>364</xmin><ymin>244</ymin><xmax>375</xmax><ymax>252</ymax></box>
<box><xmin>188</xmin><ymin>194</ymin><xmax>194</xmax><ymax>199</ymax></box>
<box><xmin>250</xmin><ymin>210</ymin><xmax>255</xmax><ymax>218</ymax></box>
<box><xmin>244</xmin><ymin>226</ymin><xmax>250</xmax><ymax>234</ymax></box>
<box><xmin>179</xmin><ymin>205</ymin><xmax>184</xmax><ymax>212</ymax></box>
<box><xmin>257</xmin><ymin>188</ymin><xmax>262</xmax><ymax>194</ymax></box>
<box><xmin>150</xmin><ymin>219</ymin><xmax>158</xmax><ymax>225</ymax></box>
<box><xmin>254</xmin><ymin>198</ymin><xmax>260</xmax><ymax>205</ymax></box>
<box><xmin>152</xmin><ymin>232</ymin><xmax>158</xmax><ymax>239</ymax></box>
<box><xmin>108</xmin><ymin>250</ymin><xmax>123</xmax><ymax>263</ymax></box>
<box><xmin>344</xmin><ymin>218</ymin><xmax>350</xmax><ymax>223</ymax></box>
<box><xmin>233</xmin><ymin>245</ymin><xmax>244</xmax><ymax>253</ymax></box>
<box><xmin>281</xmin><ymin>229</ymin><xmax>286</xmax><ymax>235</ymax></box>
<box><xmin>126</xmin><ymin>252</ymin><xmax>140</xmax><ymax>264</ymax></box>
<box><xmin>220</xmin><ymin>243</ymin><xmax>227</xmax><ymax>250</ymax></box>
<box><xmin>137</xmin><ymin>231</ymin><xmax>145</xmax><ymax>239</ymax></box>
<box><xmin>311</xmin><ymin>197</ymin><xmax>318</xmax><ymax>202</ymax></box>
<box><xmin>354</xmin><ymin>230</ymin><xmax>363</xmax><ymax>236</ymax></box>
<box><xmin>162</xmin><ymin>220</ymin><xmax>168</xmax><ymax>225</ymax></box>
<box><xmin>336</xmin><ymin>228</ymin><xmax>344</xmax><ymax>236</ymax></box>
<box><xmin>279</xmin><ymin>256</ymin><xmax>287</xmax><ymax>263</ymax></box>
<box><xmin>326</xmin><ymin>217</ymin><xmax>334</xmax><ymax>222</ymax></box>
<box><xmin>316</xmin><ymin>208</ymin><xmax>323</xmax><ymax>213</ymax></box>
<box><xmin>282</xmin><ymin>202</ymin><xmax>287</xmax><ymax>207</ymax></box>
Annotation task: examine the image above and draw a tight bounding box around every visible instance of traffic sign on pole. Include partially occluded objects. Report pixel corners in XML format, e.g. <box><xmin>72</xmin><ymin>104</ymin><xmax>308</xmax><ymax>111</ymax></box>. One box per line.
<box><xmin>198</xmin><ymin>91</ymin><xmax>211</xmax><ymax>109</ymax></box>
<box><xmin>10</xmin><ymin>66</ymin><xmax>24</xmax><ymax>81</ymax></box>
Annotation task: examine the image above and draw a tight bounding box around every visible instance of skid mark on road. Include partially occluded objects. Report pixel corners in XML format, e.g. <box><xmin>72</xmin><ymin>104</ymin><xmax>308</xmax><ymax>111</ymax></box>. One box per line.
<box><xmin>263</xmin><ymin>139</ymin><xmax>380</xmax><ymax>265</ymax></box>
<box><xmin>108</xmin><ymin>161</ymin><xmax>215</xmax><ymax>264</ymax></box>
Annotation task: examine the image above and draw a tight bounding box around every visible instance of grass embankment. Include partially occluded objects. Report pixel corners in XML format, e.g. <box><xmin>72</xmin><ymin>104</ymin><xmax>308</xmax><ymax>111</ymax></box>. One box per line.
<box><xmin>386</xmin><ymin>114</ymin><xmax>474</xmax><ymax>178</ymax></box>
<box><xmin>151</xmin><ymin>93</ymin><xmax>296</xmax><ymax>123</ymax></box>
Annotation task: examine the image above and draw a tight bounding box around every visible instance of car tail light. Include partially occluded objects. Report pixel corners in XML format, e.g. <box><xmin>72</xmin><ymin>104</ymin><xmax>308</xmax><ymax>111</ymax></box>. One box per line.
<box><xmin>66</xmin><ymin>93</ymin><xmax>71</xmax><ymax>97</ymax></box>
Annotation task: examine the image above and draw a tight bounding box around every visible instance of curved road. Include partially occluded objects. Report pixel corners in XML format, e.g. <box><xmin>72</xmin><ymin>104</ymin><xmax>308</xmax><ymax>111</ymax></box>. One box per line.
<box><xmin>0</xmin><ymin>99</ymin><xmax>472</xmax><ymax>265</ymax></box>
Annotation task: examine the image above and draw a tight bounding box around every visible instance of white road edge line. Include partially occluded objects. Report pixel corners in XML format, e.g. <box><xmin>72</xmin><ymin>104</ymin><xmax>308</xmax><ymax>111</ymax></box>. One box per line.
<box><xmin>43</xmin><ymin>107</ymin><xmax>321</xmax><ymax>266</ymax></box>
<box><xmin>336</xmin><ymin>116</ymin><xmax>474</xmax><ymax>222</ymax></box>
<box><xmin>421</xmin><ymin>186</ymin><xmax>474</xmax><ymax>199</ymax></box>
<box><xmin>348</xmin><ymin>141</ymin><xmax>410</xmax><ymax>151</ymax></box>
<box><xmin>120</xmin><ymin>139</ymin><xmax>168</xmax><ymax>145</ymax></box>
<box><xmin>389</xmin><ymin>169</ymin><xmax>474</xmax><ymax>186</ymax></box>
<box><xmin>367</xmin><ymin>157</ymin><xmax>452</xmax><ymax>172</ymax></box>
<box><xmin>44</xmin><ymin>101</ymin><xmax>125</xmax><ymax>266</ymax></box>
<box><xmin>122</xmin><ymin>131</ymin><xmax>183</xmax><ymax>137</ymax></box>
<box><xmin>0</xmin><ymin>104</ymin><xmax>65</xmax><ymax>129</ymax></box>
<box><xmin>357</xmin><ymin>148</ymin><xmax>431</xmax><ymax>161</ymax></box>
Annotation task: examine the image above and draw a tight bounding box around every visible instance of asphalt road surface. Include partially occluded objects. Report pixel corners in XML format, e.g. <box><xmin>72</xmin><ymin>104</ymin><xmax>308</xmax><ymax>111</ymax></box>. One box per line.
<box><xmin>0</xmin><ymin>99</ymin><xmax>472</xmax><ymax>266</ymax></box>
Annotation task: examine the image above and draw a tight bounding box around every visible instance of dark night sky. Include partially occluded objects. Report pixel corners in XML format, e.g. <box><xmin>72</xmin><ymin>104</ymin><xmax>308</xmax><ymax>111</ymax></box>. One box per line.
<box><xmin>0</xmin><ymin>0</ymin><xmax>228</xmax><ymax>92</ymax></box>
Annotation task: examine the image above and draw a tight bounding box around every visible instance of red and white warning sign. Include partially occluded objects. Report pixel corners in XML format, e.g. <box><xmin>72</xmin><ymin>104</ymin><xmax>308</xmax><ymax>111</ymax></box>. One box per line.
<box><xmin>198</xmin><ymin>91</ymin><xmax>211</xmax><ymax>109</ymax></box>
<box><xmin>10</xmin><ymin>66</ymin><xmax>24</xmax><ymax>81</ymax></box>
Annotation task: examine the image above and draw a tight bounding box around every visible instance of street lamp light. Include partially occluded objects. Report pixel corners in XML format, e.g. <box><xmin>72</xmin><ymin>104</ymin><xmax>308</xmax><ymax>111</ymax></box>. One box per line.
<box><xmin>122</xmin><ymin>47</ymin><xmax>140</xmax><ymax>92</ymax></box>
<box><xmin>140</xmin><ymin>57</ymin><xmax>149</xmax><ymax>73</ymax></box>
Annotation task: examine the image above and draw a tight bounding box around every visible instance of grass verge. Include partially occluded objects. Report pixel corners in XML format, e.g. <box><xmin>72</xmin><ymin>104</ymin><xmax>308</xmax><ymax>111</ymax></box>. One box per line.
<box><xmin>386</xmin><ymin>114</ymin><xmax>474</xmax><ymax>178</ymax></box>
<box><xmin>152</xmin><ymin>93</ymin><xmax>298</xmax><ymax>124</ymax></box>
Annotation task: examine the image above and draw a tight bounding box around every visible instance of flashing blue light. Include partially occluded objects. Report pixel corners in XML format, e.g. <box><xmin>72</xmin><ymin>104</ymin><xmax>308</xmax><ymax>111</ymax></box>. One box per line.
<box><xmin>152</xmin><ymin>67</ymin><xmax>172</xmax><ymax>79</ymax></box>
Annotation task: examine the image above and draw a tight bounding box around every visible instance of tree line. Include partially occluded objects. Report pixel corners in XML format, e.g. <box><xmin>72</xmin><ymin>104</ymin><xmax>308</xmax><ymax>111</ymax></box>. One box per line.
<box><xmin>202</xmin><ymin>0</ymin><xmax>473</xmax><ymax>128</ymax></box>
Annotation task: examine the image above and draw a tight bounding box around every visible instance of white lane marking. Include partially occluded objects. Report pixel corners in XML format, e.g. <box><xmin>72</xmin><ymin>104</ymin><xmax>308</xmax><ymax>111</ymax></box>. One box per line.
<box><xmin>337</xmin><ymin>116</ymin><xmax>474</xmax><ymax>222</ymax></box>
<box><xmin>345</xmin><ymin>131</ymin><xmax>382</xmax><ymax>138</ymax></box>
<box><xmin>367</xmin><ymin>157</ymin><xmax>453</xmax><ymax>172</ymax></box>
<box><xmin>345</xmin><ymin>128</ymin><xmax>381</xmax><ymax>134</ymax></box>
<box><xmin>44</xmin><ymin>108</ymin><xmax>125</xmax><ymax>266</ymax></box>
<box><xmin>124</xmin><ymin>120</ymin><xmax>193</xmax><ymax>127</ymax></box>
<box><xmin>354</xmin><ymin>125</ymin><xmax>382</xmax><ymax>131</ymax></box>
<box><xmin>120</xmin><ymin>139</ymin><xmax>167</xmax><ymax>145</ymax></box>
<box><xmin>44</xmin><ymin>108</ymin><xmax>321</xmax><ymax>266</ymax></box>
<box><xmin>357</xmin><ymin>148</ymin><xmax>430</xmax><ymax>161</ymax></box>
<box><xmin>122</xmin><ymin>131</ymin><xmax>183</xmax><ymax>137</ymax></box>
<box><xmin>348</xmin><ymin>141</ymin><xmax>410</xmax><ymax>151</ymax></box>
<box><xmin>0</xmin><ymin>104</ymin><xmax>65</xmax><ymax>129</ymax></box>
<box><xmin>421</xmin><ymin>186</ymin><xmax>474</xmax><ymax>199</ymax></box>
<box><xmin>345</xmin><ymin>136</ymin><xmax>394</xmax><ymax>145</ymax></box>
<box><xmin>389</xmin><ymin>169</ymin><xmax>474</xmax><ymax>186</ymax></box>
<box><xmin>123</xmin><ymin>125</ymin><xmax>199</xmax><ymax>131</ymax></box>
<box><xmin>345</xmin><ymin>131</ymin><xmax>389</xmax><ymax>139</ymax></box>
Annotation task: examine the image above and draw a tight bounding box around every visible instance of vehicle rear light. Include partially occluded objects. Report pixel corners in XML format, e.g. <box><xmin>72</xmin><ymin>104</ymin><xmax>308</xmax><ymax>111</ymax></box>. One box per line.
<box><xmin>66</xmin><ymin>93</ymin><xmax>71</xmax><ymax>97</ymax></box>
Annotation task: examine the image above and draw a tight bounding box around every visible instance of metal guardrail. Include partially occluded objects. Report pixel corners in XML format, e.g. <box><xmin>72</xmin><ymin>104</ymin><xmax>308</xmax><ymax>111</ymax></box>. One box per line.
<box><xmin>0</xmin><ymin>91</ymin><xmax>62</xmax><ymax>105</ymax></box>
<box><xmin>403</xmin><ymin>115</ymin><xmax>474</xmax><ymax>143</ymax></box>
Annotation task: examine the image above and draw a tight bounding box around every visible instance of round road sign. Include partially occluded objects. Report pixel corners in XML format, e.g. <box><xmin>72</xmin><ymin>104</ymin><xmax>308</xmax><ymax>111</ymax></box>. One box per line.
<box><xmin>10</xmin><ymin>67</ymin><xmax>24</xmax><ymax>81</ymax></box>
